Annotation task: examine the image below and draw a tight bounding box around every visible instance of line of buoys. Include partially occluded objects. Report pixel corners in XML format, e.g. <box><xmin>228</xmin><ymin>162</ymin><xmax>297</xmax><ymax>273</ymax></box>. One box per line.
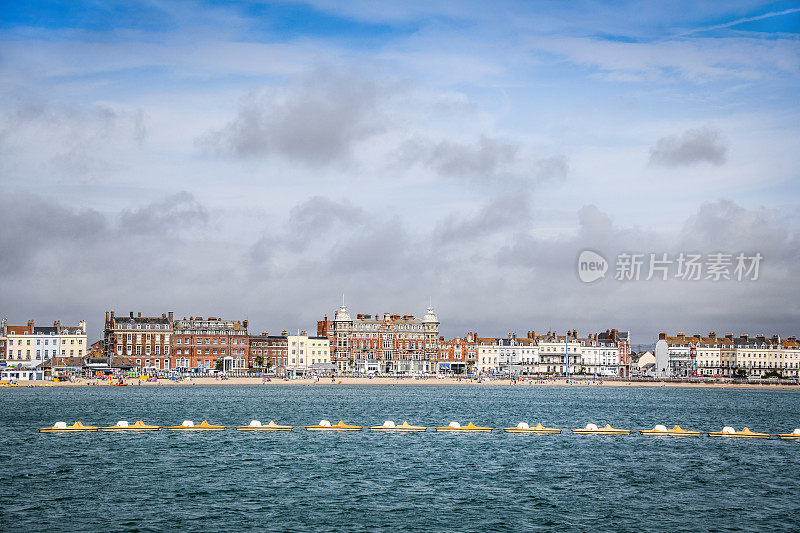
<box><xmin>37</xmin><ymin>420</ymin><xmax>800</xmax><ymax>439</ymax></box>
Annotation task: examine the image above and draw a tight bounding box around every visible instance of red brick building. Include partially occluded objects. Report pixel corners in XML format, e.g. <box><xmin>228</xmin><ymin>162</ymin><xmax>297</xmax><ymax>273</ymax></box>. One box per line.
<box><xmin>437</xmin><ymin>332</ymin><xmax>478</xmax><ymax>374</ymax></box>
<box><xmin>249</xmin><ymin>331</ymin><xmax>289</xmax><ymax>375</ymax></box>
<box><xmin>171</xmin><ymin>316</ymin><xmax>249</xmax><ymax>372</ymax></box>
<box><xmin>317</xmin><ymin>303</ymin><xmax>440</xmax><ymax>374</ymax></box>
<box><xmin>103</xmin><ymin>311</ymin><xmax>173</xmax><ymax>370</ymax></box>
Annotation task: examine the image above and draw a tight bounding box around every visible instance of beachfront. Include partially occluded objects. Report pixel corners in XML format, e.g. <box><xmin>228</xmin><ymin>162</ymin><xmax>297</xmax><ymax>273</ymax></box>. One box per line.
<box><xmin>8</xmin><ymin>376</ymin><xmax>799</xmax><ymax>389</ymax></box>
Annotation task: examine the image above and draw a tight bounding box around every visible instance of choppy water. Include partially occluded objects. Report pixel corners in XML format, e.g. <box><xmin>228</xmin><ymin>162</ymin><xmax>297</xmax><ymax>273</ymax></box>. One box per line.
<box><xmin>1</xmin><ymin>385</ymin><xmax>799</xmax><ymax>532</ymax></box>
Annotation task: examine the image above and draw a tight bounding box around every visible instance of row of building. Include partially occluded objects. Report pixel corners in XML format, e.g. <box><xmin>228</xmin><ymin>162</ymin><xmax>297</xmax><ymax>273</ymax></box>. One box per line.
<box><xmin>654</xmin><ymin>332</ymin><xmax>800</xmax><ymax>378</ymax></box>
<box><xmin>3</xmin><ymin>304</ymin><xmax>796</xmax><ymax>379</ymax></box>
<box><xmin>0</xmin><ymin>304</ymin><xmax>630</xmax><ymax>377</ymax></box>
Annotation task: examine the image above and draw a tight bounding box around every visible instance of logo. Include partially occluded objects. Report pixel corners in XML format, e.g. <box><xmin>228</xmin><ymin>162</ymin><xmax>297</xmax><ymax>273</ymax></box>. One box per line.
<box><xmin>577</xmin><ymin>250</ymin><xmax>608</xmax><ymax>283</ymax></box>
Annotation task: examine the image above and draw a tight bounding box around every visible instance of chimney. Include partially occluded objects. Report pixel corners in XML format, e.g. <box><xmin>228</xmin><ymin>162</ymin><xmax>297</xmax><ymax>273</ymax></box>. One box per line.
<box><xmin>105</xmin><ymin>311</ymin><xmax>109</xmax><ymax>322</ymax></box>
<box><xmin>162</xmin><ymin>313</ymin><xmax>166</xmax><ymax>318</ymax></box>
<box><xmin>28</xmin><ymin>319</ymin><xmax>34</xmax><ymax>327</ymax></box>
<box><xmin>677</xmin><ymin>332</ymin><xmax>685</xmax><ymax>340</ymax></box>
<box><xmin>709</xmin><ymin>332</ymin><xmax>716</xmax><ymax>339</ymax></box>
<box><xmin>168</xmin><ymin>312</ymin><xmax>173</xmax><ymax>322</ymax></box>
<box><xmin>281</xmin><ymin>330</ymin><xmax>288</xmax><ymax>336</ymax></box>
<box><xmin>138</xmin><ymin>312</ymin><xmax>141</xmax><ymax>318</ymax></box>
<box><xmin>80</xmin><ymin>320</ymin><xmax>86</xmax><ymax>333</ymax></box>
<box><xmin>243</xmin><ymin>320</ymin><xmax>248</xmax><ymax>329</ymax></box>
<box><xmin>658</xmin><ymin>333</ymin><xmax>666</xmax><ymax>340</ymax></box>
<box><xmin>725</xmin><ymin>333</ymin><xmax>733</xmax><ymax>341</ymax></box>
<box><xmin>130</xmin><ymin>311</ymin><xmax>134</xmax><ymax>318</ymax></box>
<box><xmin>110</xmin><ymin>310</ymin><xmax>114</xmax><ymax>321</ymax></box>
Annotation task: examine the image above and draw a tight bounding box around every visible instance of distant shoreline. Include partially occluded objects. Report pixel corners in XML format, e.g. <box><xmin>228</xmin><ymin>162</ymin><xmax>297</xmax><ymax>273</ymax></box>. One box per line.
<box><xmin>7</xmin><ymin>376</ymin><xmax>800</xmax><ymax>390</ymax></box>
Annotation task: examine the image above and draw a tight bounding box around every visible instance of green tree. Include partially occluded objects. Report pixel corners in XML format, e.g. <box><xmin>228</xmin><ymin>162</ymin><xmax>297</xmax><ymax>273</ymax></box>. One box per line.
<box><xmin>215</xmin><ymin>359</ymin><xmax>224</xmax><ymax>371</ymax></box>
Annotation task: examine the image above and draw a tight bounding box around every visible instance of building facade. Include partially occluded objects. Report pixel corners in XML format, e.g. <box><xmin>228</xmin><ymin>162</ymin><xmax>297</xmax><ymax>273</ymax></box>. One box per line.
<box><xmin>538</xmin><ymin>331</ymin><xmax>583</xmax><ymax>375</ymax></box>
<box><xmin>249</xmin><ymin>331</ymin><xmax>289</xmax><ymax>375</ymax></box>
<box><xmin>171</xmin><ymin>316</ymin><xmax>249</xmax><ymax>372</ymax></box>
<box><xmin>285</xmin><ymin>332</ymin><xmax>332</xmax><ymax>376</ymax></box>
<box><xmin>318</xmin><ymin>303</ymin><xmax>440</xmax><ymax>374</ymax></box>
<box><xmin>103</xmin><ymin>311</ymin><xmax>173</xmax><ymax>371</ymax></box>
<box><xmin>2</xmin><ymin>319</ymin><xmax>87</xmax><ymax>368</ymax></box>
<box><xmin>437</xmin><ymin>332</ymin><xmax>477</xmax><ymax>374</ymax></box>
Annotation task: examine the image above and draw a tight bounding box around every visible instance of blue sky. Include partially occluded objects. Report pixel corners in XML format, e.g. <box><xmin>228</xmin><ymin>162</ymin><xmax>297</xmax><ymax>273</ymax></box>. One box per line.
<box><xmin>0</xmin><ymin>1</ymin><xmax>798</xmax><ymax>341</ymax></box>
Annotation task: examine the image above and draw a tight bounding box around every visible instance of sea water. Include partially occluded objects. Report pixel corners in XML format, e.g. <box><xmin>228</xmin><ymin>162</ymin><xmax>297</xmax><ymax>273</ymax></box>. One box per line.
<box><xmin>1</xmin><ymin>385</ymin><xmax>799</xmax><ymax>531</ymax></box>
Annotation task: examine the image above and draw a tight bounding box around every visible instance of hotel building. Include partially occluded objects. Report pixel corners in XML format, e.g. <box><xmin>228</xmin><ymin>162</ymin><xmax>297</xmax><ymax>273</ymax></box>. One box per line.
<box><xmin>103</xmin><ymin>311</ymin><xmax>173</xmax><ymax>371</ymax></box>
<box><xmin>171</xmin><ymin>316</ymin><xmax>249</xmax><ymax>372</ymax></box>
<box><xmin>317</xmin><ymin>303</ymin><xmax>440</xmax><ymax>374</ymax></box>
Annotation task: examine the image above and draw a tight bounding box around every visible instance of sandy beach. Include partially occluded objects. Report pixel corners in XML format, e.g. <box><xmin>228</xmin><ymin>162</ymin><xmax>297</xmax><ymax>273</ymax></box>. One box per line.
<box><xmin>8</xmin><ymin>376</ymin><xmax>799</xmax><ymax>389</ymax></box>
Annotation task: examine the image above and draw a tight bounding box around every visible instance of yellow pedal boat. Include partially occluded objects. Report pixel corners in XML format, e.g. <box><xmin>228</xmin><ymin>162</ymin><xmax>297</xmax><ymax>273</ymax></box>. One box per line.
<box><xmin>370</xmin><ymin>420</ymin><xmax>427</xmax><ymax>432</ymax></box>
<box><xmin>435</xmin><ymin>422</ymin><xmax>492</xmax><ymax>433</ymax></box>
<box><xmin>504</xmin><ymin>422</ymin><xmax>561</xmax><ymax>434</ymax></box>
<box><xmin>572</xmin><ymin>423</ymin><xmax>630</xmax><ymax>435</ymax></box>
<box><xmin>101</xmin><ymin>420</ymin><xmax>162</xmax><ymax>431</ymax></box>
<box><xmin>778</xmin><ymin>428</ymin><xmax>800</xmax><ymax>440</ymax></box>
<box><xmin>305</xmin><ymin>420</ymin><xmax>362</xmax><ymax>431</ymax></box>
<box><xmin>167</xmin><ymin>420</ymin><xmax>227</xmax><ymax>431</ymax></box>
<box><xmin>640</xmin><ymin>424</ymin><xmax>700</xmax><ymax>437</ymax></box>
<box><xmin>237</xmin><ymin>420</ymin><xmax>294</xmax><ymax>431</ymax></box>
<box><xmin>39</xmin><ymin>421</ymin><xmax>98</xmax><ymax>433</ymax></box>
<box><xmin>708</xmin><ymin>426</ymin><xmax>770</xmax><ymax>438</ymax></box>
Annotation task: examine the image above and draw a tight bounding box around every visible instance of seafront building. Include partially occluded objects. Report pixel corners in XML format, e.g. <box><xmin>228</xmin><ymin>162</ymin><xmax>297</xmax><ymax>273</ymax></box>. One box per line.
<box><xmin>1</xmin><ymin>318</ymin><xmax>87</xmax><ymax>368</ymax></box>
<box><xmin>103</xmin><ymin>311</ymin><xmax>173</xmax><ymax>371</ymax></box>
<box><xmin>249</xmin><ymin>331</ymin><xmax>289</xmax><ymax>375</ymax></box>
<box><xmin>171</xmin><ymin>316</ymin><xmax>250</xmax><ymax>372</ymax></box>
<box><xmin>437</xmin><ymin>333</ymin><xmax>477</xmax><ymax>374</ymax></box>
<box><xmin>655</xmin><ymin>332</ymin><xmax>800</xmax><ymax>378</ymax></box>
<box><xmin>317</xmin><ymin>303</ymin><xmax>440</xmax><ymax>374</ymax></box>
<box><xmin>285</xmin><ymin>331</ymin><xmax>333</xmax><ymax>377</ymax></box>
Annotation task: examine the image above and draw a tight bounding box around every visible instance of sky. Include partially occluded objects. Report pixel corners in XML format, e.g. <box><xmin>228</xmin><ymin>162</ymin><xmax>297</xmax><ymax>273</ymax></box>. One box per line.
<box><xmin>0</xmin><ymin>0</ymin><xmax>798</xmax><ymax>344</ymax></box>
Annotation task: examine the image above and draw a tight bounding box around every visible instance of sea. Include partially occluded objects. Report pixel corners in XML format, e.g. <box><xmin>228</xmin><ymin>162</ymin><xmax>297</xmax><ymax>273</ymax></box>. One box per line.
<box><xmin>1</xmin><ymin>384</ymin><xmax>799</xmax><ymax>531</ymax></box>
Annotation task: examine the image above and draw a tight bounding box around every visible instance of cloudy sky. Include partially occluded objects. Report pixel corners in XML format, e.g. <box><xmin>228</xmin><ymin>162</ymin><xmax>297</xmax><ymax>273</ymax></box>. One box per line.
<box><xmin>1</xmin><ymin>1</ymin><xmax>798</xmax><ymax>343</ymax></box>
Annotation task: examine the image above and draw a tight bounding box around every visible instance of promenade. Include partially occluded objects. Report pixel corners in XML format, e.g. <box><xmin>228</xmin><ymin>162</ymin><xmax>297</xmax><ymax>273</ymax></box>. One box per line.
<box><xmin>12</xmin><ymin>376</ymin><xmax>800</xmax><ymax>389</ymax></box>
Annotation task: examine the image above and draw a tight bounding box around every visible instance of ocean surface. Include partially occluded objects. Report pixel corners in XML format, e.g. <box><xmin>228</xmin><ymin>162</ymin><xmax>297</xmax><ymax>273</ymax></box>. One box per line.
<box><xmin>1</xmin><ymin>384</ymin><xmax>799</xmax><ymax>532</ymax></box>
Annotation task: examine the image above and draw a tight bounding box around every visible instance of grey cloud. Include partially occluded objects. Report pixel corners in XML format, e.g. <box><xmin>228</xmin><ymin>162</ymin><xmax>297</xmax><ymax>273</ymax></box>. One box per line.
<box><xmin>119</xmin><ymin>192</ymin><xmax>208</xmax><ymax>234</ymax></box>
<box><xmin>434</xmin><ymin>194</ymin><xmax>531</xmax><ymax>244</ymax></box>
<box><xmin>649</xmin><ymin>127</ymin><xmax>728</xmax><ymax>167</ymax></box>
<box><xmin>288</xmin><ymin>196</ymin><xmax>365</xmax><ymax>239</ymax></box>
<box><xmin>0</xmin><ymin>99</ymin><xmax>148</xmax><ymax>181</ymax></box>
<box><xmin>420</xmin><ymin>136</ymin><xmax>518</xmax><ymax>180</ymax></box>
<box><xmin>400</xmin><ymin>135</ymin><xmax>568</xmax><ymax>185</ymax></box>
<box><xmin>2</xmin><ymin>192</ymin><xmax>798</xmax><ymax>348</ymax></box>
<box><xmin>200</xmin><ymin>69</ymin><xmax>390</xmax><ymax>165</ymax></box>
<box><xmin>0</xmin><ymin>194</ymin><xmax>108</xmax><ymax>275</ymax></box>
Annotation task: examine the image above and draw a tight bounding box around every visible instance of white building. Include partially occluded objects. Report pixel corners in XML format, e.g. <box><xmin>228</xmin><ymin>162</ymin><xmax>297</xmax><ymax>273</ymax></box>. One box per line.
<box><xmin>579</xmin><ymin>336</ymin><xmax>619</xmax><ymax>376</ymax></box>
<box><xmin>286</xmin><ymin>332</ymin><xmax>332</xmax><ymax>377</ymax></box>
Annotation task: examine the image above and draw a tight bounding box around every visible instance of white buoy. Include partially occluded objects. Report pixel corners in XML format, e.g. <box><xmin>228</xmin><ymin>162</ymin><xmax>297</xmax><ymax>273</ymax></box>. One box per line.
<box><xmin>249</xmin><ymin>420</ymin><xmax>262</xmax><ymax>427</ymax></box>
<box><xmin>654</xmin><ymin>424</ymin><xmax>668</xmax><ymax>432</ymax></box>
<box><xmin>517</xmin><ymin>422</ymin><xmax>530</xmax><ymax>429</ymax></box>
<box><xmin>448</xmin><ymin>421</ymin><xmax>461</xmax><ymax>428</ymax></box>
<box><xmin>722</xmin><ymin>426</ymin><xmax>736</xmax><ymax>434</ymax></box>
<box><xmin>585</xmin><ymin>423</ymin><xmax>599</xmax><ymax>431</ymax></box>
<box><xmin>319</xmin><ymin>420</ymin><xmax>332</xmax><ymax>427</ymax></box>
<box><xmin>181</xmin><ymin>420</ymin><xmax>194</xmax><ymax>427</ymax></box>
<box><xmin>383</xmin><ymin>420</ymin><xmax>396</xmax><ymax>428</ymax></box>
<box><xmin>793</xmin><ymin>428</ymin><xmax>800</xmax><ymax>435</ymax></box>
<box><xmin>54</xmin><ymin>421</ymin><xmax>68</xmax><ymax>429</ymax></box>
